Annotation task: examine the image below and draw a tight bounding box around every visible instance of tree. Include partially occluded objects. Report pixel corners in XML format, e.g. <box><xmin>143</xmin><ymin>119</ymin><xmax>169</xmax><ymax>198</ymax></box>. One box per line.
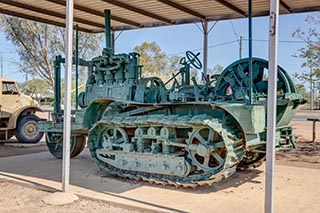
<box><xmin>211</xmin><ymin>65</ymin><xmax>224</xmax><ymax>75</ymax></box>
<box><xmin>292</xmin><ymin>13</ymin><xmax>320</xmax><ymax>108</ymax></box>
<box><xmin>295</xmin><ymin>83</ymin><xmax>307</xmax><ymax>96</ymax></box>
<box><xmin>0</xmin><ymin>15</ymin><xmax>102</xmax><ymax>89</ymax></box>
<box><xmin>292</xmin><ymin>13</ymin><xmax>320</xmax><ymax>81</ymax></box>
<box><xmin>133</xmin><ymin>41</ymin><xmax>185</xmax><ymax>77</ymax></box>
<box><xmin>20</xmin><ymin>79</ymin><xmax>52</xmax><ymax>102</ymax></box>
<box><xmin>134</xmin><ymin>41</ymin><xmax>168</xmax><ymax>76</ymax></box>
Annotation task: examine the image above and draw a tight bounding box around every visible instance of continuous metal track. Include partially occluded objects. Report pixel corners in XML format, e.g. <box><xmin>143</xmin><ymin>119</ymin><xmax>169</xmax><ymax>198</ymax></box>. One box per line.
<box><xmin>88</xmin><ymin>111</ymin><xmax>246</xmax><ymax>188</ymax></box>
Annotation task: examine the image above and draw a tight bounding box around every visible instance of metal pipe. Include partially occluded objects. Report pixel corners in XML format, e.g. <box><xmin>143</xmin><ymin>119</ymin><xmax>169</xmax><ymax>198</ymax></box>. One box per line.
<box><xmin>265</xmin><ymin>0</ymin><xmax>279</xmax><ymax>212</ymax></box>
<box><xmin>104</xmin><ymin>9</ymin><xmax>112</xmax><ymax>52</ymax></box>
<box><xmin>62</xmin><ymin>0</ymin><xmax>74</xmax><ymax>193</ymax></box>
<box><xmin>203</xmin><ymin>21</ymin><xmax>208</xmax><ymax>78</ymax></box>
<box><xmin>112</xmin><ymin>30</ymin><xmax>115</xmax><ymax>54</ymax></box>
<box><xmin>239</xmin><ymin>35</ymin><xmax>243</xmax><ymax>59</ymax></box>
<box><xmin>248</xmin><ymin>0</ymin><xmax>253</xmax><ymax>104</ymax></box>
<box><xmin>54</xmin><ymin>55</ymin><xmax>61</xmax><ymax>113</ymax></box>
<box><xmin>75</xmin><ymin>25</ymin><xmax>79</xmax><ymax>111</ymax></box>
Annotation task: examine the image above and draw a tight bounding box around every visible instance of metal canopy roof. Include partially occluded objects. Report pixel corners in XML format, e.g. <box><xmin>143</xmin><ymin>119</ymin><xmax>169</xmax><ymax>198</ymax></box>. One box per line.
<box><xmin>0</xmin><ymin>0</ymin><xmax>319</xmax><ymax>33</ymax></box>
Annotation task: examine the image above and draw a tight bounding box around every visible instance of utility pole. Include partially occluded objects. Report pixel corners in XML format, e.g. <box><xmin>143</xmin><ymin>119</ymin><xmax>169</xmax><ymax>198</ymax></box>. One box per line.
<box><xmin>0</xmin><ymin>56</ymin><xmax>3</xmax><ymax>78</ymax></box>
<box><xmin>310</xmin><ymin>65</ymin><xmax>313</xmax><ymax>111</ymax></box>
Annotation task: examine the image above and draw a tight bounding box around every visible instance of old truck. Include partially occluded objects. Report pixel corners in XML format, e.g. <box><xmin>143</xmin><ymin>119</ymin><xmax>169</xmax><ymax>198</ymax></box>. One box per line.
<box><xmin>0</xmin><ymin>78</ymin><xmax>43</xmax><ymax>143</ymax></box>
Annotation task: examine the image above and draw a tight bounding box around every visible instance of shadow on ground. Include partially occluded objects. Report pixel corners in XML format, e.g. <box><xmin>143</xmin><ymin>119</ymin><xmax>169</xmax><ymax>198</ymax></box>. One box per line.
<box><xmin>0</xmin><ymin>147</ymin><xmax>263</xmax><ymax>194</ymax></box>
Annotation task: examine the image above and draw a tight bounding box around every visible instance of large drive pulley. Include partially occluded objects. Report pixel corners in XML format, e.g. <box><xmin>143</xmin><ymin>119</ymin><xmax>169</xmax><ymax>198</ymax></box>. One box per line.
<box><xmin>134</xmin><ymin>77</ymin><xmax>166</xmax><ymax>103</ymax></box>
<box><xmin>215</xmin><ymin>57</ymin><xmax>296</xmax><ymax>101</ymax></box>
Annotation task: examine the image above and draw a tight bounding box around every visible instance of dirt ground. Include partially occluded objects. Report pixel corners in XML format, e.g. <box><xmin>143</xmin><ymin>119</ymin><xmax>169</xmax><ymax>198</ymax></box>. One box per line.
<box><xmin>0</xmin><ymin>117</ymin><xmax>319</xmax><ymax>212</ymax></box>
<box><xmin>276</xmin><ymin>120</ymin><xmax>320</xmax><ymax>170</ymax></box>
<box><xmin>0</xmin><ymin>141</ymin><xmax>48</xmax><ymax>158</ymax></box>
<box><xmin>0</xmin><ymin>179</ymin><xmax>141</xmax><ymax>213</ymax></box>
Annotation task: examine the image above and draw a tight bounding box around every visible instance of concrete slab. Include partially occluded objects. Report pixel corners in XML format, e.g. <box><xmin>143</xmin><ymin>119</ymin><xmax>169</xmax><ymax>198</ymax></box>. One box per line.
<box><xmin>43</xmin><ymin>192</ymin><xmax>79</xmax><ymax>205</ymax></box>
<box><xmin>0</xmin><ymin>149</ymin><xmax>320</xmax><ymax>213</ymax></box>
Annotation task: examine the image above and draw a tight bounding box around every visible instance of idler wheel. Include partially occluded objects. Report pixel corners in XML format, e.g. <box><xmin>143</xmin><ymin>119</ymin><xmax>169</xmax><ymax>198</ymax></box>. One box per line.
<box><xmin>187</xmin><ymin>126</ymin><xmax>226</xmax><ymax>172</ymax></box>
<box><xmin>101</xmin><ymin>127</ymin><xmax>129</xmax><ymax>151</ymax></box>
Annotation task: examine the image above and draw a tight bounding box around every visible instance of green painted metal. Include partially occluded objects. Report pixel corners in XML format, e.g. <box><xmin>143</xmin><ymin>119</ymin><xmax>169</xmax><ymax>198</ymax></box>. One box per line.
<box><xmin>38</xmin><ymin>10</ymin><xmax>306</xmax><ymax>187</ymax></box>
<box><xmin>53</xmin><ymin>55</ymin><xmax>62</xmax><ymax>114</ymax></box>
<box><xmin>104</xmin><ymin>9</ymin><xmax>113</xmax><ymax>54</ymax></box>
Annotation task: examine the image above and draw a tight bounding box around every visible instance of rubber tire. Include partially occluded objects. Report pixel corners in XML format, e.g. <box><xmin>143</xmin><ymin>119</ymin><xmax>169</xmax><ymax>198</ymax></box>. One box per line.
<box><xmin>46</xmin><ymin>134</ymin><xmax>86</xmax><ymax>159</ymax></box>
<box><xmin>15</xmin><ymin>114</ymin><xmax>44</xmax><ymax>143</ymax></box>
<box><xmin>70</xmin><ymin>135</ymin><xmax>86</xmax><ymax>158</ymax></box>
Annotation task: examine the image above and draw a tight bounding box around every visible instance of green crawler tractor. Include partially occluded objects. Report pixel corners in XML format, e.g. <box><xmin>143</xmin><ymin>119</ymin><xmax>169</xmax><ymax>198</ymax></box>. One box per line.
<box><xmin>38</xmin><ymin>10</ymin><xmax>305</xmax><ymax>187</ymax></box>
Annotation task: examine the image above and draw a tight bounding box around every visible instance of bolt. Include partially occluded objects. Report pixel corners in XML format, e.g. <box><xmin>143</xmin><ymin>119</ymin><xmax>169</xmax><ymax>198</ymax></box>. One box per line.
<box><xmin>122</xmin><ymin>160</ymin><xmax>127</xmax><ymax>165</ymax></box>
<box><xmin>176</xmin><ymin>166</ymin><xmax>183</xmax><ymax>172</ymax></box>
<box><xmin>136</xmin><ymin>162</ymin><xmax>141</xmax><ymax>167</ymax></box>
<box><xmin>162</xmin><ymin>164</ymin><xmax>169</xmax><ymax>170</ymax></box>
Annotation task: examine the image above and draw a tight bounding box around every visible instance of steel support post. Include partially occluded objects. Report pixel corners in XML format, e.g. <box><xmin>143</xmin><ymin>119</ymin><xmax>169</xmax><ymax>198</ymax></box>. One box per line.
<box><xmin>248</xmin><ymin>0</ymin><xmax>253</xmax><ymax>104</ymax></box>
<box><xmin>266</xmin><ymin>0</ymin><xmax>279</xmax><ymax>212</ymax></box>
<box><xmin>62</xmin><ymin>0</ymin><xmax>74</xmax><ymax>193</ymax></box>
<box><xmin>75</xmin><ymin>25</ymin><xmax>79</xmax><ymax>111</ymax></box>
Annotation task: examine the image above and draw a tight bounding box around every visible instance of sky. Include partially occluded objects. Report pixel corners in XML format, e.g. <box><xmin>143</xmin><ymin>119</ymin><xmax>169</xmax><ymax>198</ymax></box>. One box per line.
<box><xmin>0</xmin><ymin>11</ymin><xmax>318</xmax><ymax>84</ymax></box>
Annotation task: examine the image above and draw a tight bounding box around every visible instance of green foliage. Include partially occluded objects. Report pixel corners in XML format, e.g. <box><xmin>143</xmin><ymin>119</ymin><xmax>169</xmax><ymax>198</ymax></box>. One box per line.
<box><xmin>0</xmin><ymin>15</ymin><xmax>102</xmax><ymax>89</ymax></box>
<box><xmin>134</xmin><ymin>42</ymin><xmax>182</xmax><ymax>77</ymax></box>
<box><xmin>292</xmin><ymin>13</ymin><xmax>320</xmax><ymax>82</ymax></box>
<box><xmin>134</xmin><ymin>42</ymin><xmax>166</xmax><ymax>75</ymax></box>
<box><xmin>133</xmin><ymin>41</ymin><xmax>225</xmax><ymax>85</ymax></box>
<box><xmin>295</xmin><ymin>83</ymin><xmax>307</xmax><ymax>96</ymax></box>
<box><xmin>20</xmin><ymin>79</ymin><xmax>52</xmax><ymax>101</ymax></box>
<box><xmin>210</xmin><ymin>64</ymin><xmax>224</xmax><ymax>75</ymax></box>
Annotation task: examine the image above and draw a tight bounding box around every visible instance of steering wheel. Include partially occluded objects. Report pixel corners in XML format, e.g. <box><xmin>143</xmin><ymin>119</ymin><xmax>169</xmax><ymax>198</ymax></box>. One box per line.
<box><xmin>186</xmin><ymin>51</ymin><xmax>202</xmax><ymax>69</ymax></box>
<box><xmin>179</xmin><ymin>57</ymin><xmax>186</xmax><ymax>65</ymax></box>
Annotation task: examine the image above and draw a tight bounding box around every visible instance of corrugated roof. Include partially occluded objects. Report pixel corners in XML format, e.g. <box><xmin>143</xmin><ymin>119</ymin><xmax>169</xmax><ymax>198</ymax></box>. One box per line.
<box><xmin>0</xmin><ymin>0</ymin><xmax>319</xmax><ymax>32</ymax></box>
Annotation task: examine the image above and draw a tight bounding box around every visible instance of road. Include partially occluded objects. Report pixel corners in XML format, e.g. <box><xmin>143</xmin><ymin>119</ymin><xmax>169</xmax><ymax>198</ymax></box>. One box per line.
<box><xmin>293</xmin><ymin>110</ymin><xmax>319</xmax><ymax>121</ymax></box>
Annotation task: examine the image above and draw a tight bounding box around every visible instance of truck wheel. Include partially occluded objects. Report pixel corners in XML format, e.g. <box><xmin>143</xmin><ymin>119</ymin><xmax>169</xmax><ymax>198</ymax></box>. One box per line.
<box><xmin>46</xmin><ymin>133</ymin><xmax>86</xmax><ymax>159</ymax></box>
<box><xmin>15</xmin><ymin>114</ymin><xmax>44</xmax><ymax>143</ymax></box>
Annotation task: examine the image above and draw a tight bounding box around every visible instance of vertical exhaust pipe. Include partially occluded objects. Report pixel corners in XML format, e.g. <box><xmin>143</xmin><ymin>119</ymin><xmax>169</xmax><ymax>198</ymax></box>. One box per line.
<box><xmin>104</xmin><ymin>9</ymin><xmax>113</xmax><ymax>54</ymax></box>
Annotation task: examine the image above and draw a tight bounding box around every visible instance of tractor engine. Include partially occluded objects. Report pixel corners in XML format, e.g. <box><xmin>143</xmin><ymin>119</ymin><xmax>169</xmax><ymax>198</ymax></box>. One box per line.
<box><xmin>79</xmin><ymin>50</ymin><xmax>141</xmax><ymax>108</ymax></box>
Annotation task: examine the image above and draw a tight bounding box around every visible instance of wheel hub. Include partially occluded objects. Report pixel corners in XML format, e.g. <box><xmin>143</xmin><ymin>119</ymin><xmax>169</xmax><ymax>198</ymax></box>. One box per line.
<box><xmin>23</xmin><ymin>121</ymin><xmax>38</xmax><ymax>138</ymax></box>
<box><xmin>196</xmin><ymin>144</ymin><xmax>210</xmax><ymax>157</ymax></box>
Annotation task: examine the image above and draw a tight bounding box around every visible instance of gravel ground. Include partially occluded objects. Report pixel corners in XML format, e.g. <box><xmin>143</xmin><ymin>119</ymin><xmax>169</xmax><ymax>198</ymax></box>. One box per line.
<box><xmin>0</xmin><ymin>179</ymin><xmax>142</xmax><ymax>213</ymax></box>
<box><xmin>0</xmin><ymin>111</ymin><xmax>319</xmax><ymax>213</ymax></box>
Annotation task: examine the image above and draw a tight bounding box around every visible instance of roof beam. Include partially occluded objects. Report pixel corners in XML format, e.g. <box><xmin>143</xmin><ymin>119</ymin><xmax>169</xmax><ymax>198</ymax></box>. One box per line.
<box><xmin>0</xmin><ymin>8</ymin><xmax>91</xmax><ymax>33</ymax></box>
<box><xmin>157</xmin><ymin>0</ymin><xmax>206</xmax><ymax>20</ymax></box>
<box><xmin>214</xmin><ymin>0</ymin><xmax>246</xmax><ymax>17</ymax></box>
<box><xmin>46</xmin><ymin>0</ymin><xmax>141</xmax><ymax>28</ymax></box>
<box><xmin>1</xmin><ymin>0</ymin><xmax>104</xmax><ymax>29</ymax></box>
<box><xmin>280</xmin><ymin>0</ymin><xmax>292</xmax><ymax>13</ymax></box>
<box><xmin>100</xmin><ymin>0</ymin><xmax>172</xmax><ymax>24</ymax></box>
<box><xmin>291</xmin><ymin>5</ymin><xmax>320</xmax><ymax>13</ymax></box>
